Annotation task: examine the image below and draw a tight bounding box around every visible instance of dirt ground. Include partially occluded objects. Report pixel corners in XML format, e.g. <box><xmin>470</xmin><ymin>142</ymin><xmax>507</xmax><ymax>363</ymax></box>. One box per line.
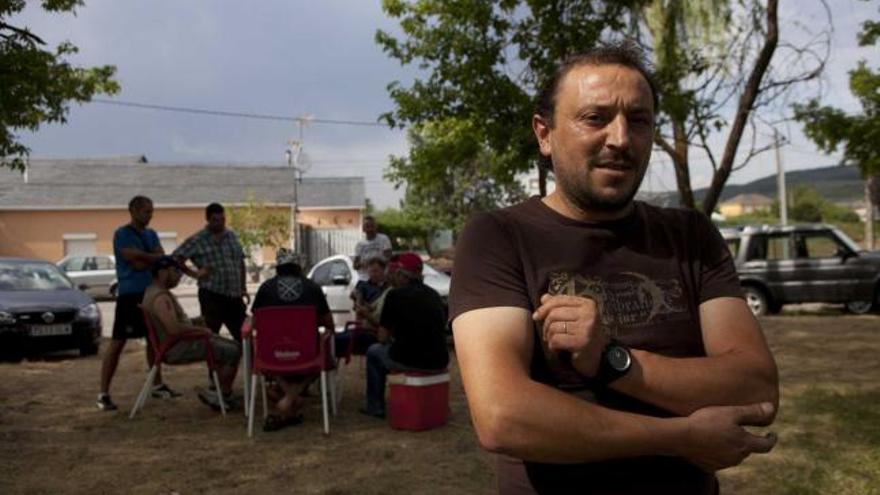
<box><xmin>1</xmin><ymin>311</ymin><xmax>878</xmax><ymax>494</ymax></box>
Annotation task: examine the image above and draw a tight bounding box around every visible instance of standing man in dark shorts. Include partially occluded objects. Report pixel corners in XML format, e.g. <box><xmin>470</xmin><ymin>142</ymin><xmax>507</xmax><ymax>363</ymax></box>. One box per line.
<box><xmin>450</xmin><ymin>43</ymin><xmax>779</xmax><ymax>494</ymax></box>
<box><xmin>98</xmin><ymin>195</ymin><xmax>178</xmax><ymax>411</ymax></box>
<box><xmin>173</xmin><ymin>203</ymin><xmax>248</xmax><ymax>342</ymax></box>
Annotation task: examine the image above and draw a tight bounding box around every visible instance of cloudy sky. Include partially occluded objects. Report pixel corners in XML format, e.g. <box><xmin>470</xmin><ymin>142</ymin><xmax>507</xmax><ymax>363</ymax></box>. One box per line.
<box><xmin>11</xmin><ymin>0</ymin><xmax>879</xmax><ymax>208</ymax></box>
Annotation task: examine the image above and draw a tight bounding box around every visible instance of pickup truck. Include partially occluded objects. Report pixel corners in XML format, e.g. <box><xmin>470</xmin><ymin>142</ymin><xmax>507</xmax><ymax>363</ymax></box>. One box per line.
<box><xmin>721</xmin><ymin>224</ymin><xmax>880</xmax><ymax>316</ymax></box>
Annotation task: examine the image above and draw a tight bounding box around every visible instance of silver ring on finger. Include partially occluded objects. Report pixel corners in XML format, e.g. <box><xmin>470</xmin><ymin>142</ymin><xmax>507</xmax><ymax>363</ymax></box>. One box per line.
<box><xmin>562</xmin><ymin>321</ymin><xmax>568</xmax><ymax>334</ymax></box>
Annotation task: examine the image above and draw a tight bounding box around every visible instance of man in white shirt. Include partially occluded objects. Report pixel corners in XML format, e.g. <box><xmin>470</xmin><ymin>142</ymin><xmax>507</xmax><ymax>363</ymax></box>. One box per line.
<box><xmin>353</xmin><ymin>215</ymin><xmax>392</xmax><ymax>277</ymax></box>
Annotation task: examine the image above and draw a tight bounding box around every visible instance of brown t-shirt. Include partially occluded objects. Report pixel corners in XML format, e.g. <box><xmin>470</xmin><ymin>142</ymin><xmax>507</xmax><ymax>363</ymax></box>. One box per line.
<box><xmin>449</xmin><ymin>197</ymin><xmax>742</xmax><ymax>495</ymax></box>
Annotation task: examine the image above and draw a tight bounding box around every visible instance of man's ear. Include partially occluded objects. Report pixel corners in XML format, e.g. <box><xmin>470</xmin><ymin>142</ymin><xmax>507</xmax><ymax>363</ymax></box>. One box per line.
<box><xmin>532</xmin><ymin>114</ymin><xmax>553</xmax><ymax>158</ymax></box>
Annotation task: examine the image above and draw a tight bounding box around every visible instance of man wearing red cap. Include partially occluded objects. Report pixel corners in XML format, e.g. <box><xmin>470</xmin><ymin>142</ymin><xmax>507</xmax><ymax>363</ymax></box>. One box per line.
<box><xmin>360</xmin><ymin>252</ymin><xmax>449</xmax><ymax>418</ymax></box>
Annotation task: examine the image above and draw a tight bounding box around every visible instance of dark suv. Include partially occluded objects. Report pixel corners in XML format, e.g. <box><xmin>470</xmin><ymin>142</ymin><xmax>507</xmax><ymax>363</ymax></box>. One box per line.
<box><xmin>722</xmin><ymin>224</ymin><xmax>880</xmax><ymax>316</ymax></box>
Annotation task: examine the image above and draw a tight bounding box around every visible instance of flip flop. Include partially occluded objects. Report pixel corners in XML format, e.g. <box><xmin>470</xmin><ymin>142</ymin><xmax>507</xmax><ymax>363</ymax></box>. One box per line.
<box><xmin>263</xmin><ymin>413</ymin><xmax>304</xmax><ymax>432</ymax></box>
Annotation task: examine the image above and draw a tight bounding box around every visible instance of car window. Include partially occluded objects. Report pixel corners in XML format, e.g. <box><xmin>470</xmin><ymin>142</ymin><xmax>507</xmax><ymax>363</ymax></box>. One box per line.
<box><xmin>329</xmin><ymin>261</ymin><xmax>350</xmax><ymax>283</ymax></box>
<box><xmin>799</xmin><ymin>232</ymin><xmax>843</xmax><ymax>259</ymax></box>
<box><xmin>311</xmin><ymin>260</ymin><xmax>350</xmax><ymax>286</ymax></box>
<box><xmin>95</xmin><ymin>256</ymin><xmax>114</xmax><ymax>270</ymax></box>
<box><xmin>311</xmin><ymin>262</ymin><xmax>333</xmax><ymax>286</ymax></box>
<box><xmin>84</xmin><ymin>257</ymin><xmax>99</xmax><ymax>271</ymax></box>
<box><xmin>746</xmin><ymin>234</ymin><xmax>792</xmax><ymax>261</ymax></box>
<box><xmin>0</xmin><ymin>262</ymin><xmax>73</xmax><ymax>291</ymax></box>
<box><xmin>62</xmin><ymin>257</ymin><xmax>87</xmax><ymax>272</ymax></box>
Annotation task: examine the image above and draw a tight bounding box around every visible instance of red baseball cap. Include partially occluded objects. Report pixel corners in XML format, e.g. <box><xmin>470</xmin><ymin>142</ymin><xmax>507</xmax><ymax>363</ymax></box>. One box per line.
<box><xmin>388</xmin><ymin>252</ymin><xmax>423</xmax><ymax>275</ymax></box>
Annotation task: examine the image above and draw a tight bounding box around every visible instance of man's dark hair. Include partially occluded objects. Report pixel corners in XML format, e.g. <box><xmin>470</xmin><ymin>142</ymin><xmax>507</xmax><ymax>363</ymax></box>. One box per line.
<box><xmin>205</xmin><ymin>202</ymin><xmax>225</xmax><ymax>219</ymax></box>
<box><xmin>534</xmin><ymin>42</ymin><xmax>658</xmax><ymax>170</ymax></box>
<box><xmin>128</xmin><ymin>195</ymin><xmax>152</xmax><ymax>212</ymax></box>
<box><xmin>276</xmin><ymin>263</ymin><xmax>303</xmax><ymax>277</ymax></box>
<box><xmin>363</xmin><ymin>215</ymin><xmax>376</xmax><ymax>223</ymax></box>
<box><xmin>366</xmin><ymin>257</ymin><xmax>387</xmax><ymax>268</ymax></box>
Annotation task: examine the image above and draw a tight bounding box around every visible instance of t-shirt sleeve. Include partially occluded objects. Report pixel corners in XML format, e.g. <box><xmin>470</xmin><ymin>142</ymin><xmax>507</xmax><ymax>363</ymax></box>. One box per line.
<box><xmin>380</xmin><ymin>234</ymin><xmax>392</xmax><ymax>252</ymax></box>
<box><xmin>114</xmin><ymin>227</ymin><xmax>138</xmax><ymax>252</ymax></box>
<box><xmin>448</xmin><ymin>211</ymin><xmax>530</xmax><ymax>322</ymax></box>
<box><xmin>172</xmin><ymin>234</ymin><xmax>197</xmax><ymax>259</ymax></box>
<box><xmin>379</xmin><ymin>288</ymin><xmax>398</xmax><ymax>330</ymax></box>
<box><xmin>147</xmin><ymin>229</ymin><xmax>162</xmax><ymax>253</ymax></box>
<box><xmin>695</xmin><ymin>212</ymin><xmax>743</xmax><ymax>303</ymax></box>
<box><xmin>251</xmin><ymin>281</ymin><xmax>271</xmax><ymax>311</ymax></box>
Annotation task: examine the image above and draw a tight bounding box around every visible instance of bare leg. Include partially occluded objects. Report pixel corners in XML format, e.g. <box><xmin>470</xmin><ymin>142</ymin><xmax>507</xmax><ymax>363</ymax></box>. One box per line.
<box><xmin>100</xmin><ymin>339</ymin><xmax>127</xmax><ymax>394</ymax></box>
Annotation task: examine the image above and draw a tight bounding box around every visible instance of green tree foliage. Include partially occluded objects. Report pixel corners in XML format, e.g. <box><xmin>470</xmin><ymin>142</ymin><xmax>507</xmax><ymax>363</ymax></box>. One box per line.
<box><xmin>227</xmin><ymin>195</ymin><xmax>291</xmax><ymax>262</ymax></box>
<box><xmin>376</xmin><ymin>0</ymin><xmax>645</xmax><ymax>214</ymax></box>
<box><xmin>794</xmin><ymin>6</ymin><xmax>879</xmax><ymax>179</ymax></box>
<box><xmin>1</xmin><ymin>0</ymin><xmax>119</xmax><ymax>171</ymax></box>
<box><xmin>386</xmin><ymin>117</ymin><xmax>527</xmax><ymax>238</ymax></box>
<box><xmin>770</xmin><ymin>186</ymin><xmax>860</xmax><ymax>224</ymax></box>
<box><xmin>373</xmin><ymin>206</ymin><xmax>434</xmax><ymax>252</ymax></box>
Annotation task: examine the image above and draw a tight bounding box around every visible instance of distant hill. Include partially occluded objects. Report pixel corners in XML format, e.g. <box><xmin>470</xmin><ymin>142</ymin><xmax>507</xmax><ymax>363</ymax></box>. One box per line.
<box><xmin>645</xmin><ymin>164</ymin><xmax>865</xmax><ymax>206</ymax></box>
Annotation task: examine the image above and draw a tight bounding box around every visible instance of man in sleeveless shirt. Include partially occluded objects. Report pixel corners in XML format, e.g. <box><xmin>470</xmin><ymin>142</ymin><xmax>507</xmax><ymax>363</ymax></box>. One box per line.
<box><xmin>449</xmin><ymin>43</ymin><xmax>779</xmax><ymax>495</ymax></box>
<box><xmin>144</xmin><ymin>256</ymin><xmax>241</xmax><ymax>410</ymax></box>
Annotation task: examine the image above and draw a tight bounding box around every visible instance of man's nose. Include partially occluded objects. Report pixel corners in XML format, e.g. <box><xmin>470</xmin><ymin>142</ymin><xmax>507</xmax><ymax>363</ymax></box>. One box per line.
<box><xmin>605</xmin><ymin>114</ymin><xmax>631</xmax><ymax>151</ymax></box>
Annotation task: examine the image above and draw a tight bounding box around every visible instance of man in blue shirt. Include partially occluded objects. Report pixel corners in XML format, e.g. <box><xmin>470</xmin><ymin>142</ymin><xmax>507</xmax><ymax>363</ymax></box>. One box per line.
<box><xmin>97</xmin><ymin>196</ymin><xmax>178</xmax><ymax>411</ymax></box>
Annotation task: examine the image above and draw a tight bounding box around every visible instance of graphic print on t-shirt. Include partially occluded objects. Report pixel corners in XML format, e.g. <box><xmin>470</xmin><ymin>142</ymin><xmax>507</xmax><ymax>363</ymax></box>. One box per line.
<box><xmin>278</xmin><ymin>277</ymin><xmax>304</xmax><ymax>302</ymax></box>
<box><xmin>547</xmin><ymin>270</ymin><xmax>687</xmax><ymax>335</ymax></box>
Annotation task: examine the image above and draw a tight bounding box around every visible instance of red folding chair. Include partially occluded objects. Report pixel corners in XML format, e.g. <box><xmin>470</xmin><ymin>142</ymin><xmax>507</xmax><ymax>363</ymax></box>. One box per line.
<box><xmin>130</xmin><ymin>304</ymin><xmax>227</xmax><ymax>418</ymax></box>
<box><xmin>247</xmin><ymin>306</ymin><xmax>335</xmax><ymax>437</ymax></box>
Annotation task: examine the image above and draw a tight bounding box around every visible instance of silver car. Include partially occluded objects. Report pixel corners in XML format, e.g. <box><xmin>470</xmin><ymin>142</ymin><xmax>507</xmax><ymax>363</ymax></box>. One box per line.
<box><xmin>57</xmin><ymin>254</ymin><xmax>118</xmax><ymax>300</ymax></box>
<box><xmin>307</xmin><ymin>254</ymin><xmax>450</xmax><ymax>330</ymax></box>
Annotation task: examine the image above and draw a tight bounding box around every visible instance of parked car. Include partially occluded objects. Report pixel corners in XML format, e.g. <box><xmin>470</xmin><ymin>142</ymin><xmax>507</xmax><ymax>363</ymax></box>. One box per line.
<box><xmin>722</xmin><ymin>224</ymin><xmax>880</xmax><ymax>316</ymax></box>
<box><xmin>57</xmin><ymin>254</ymin><xmax>117</xmax><ymax>300</ymax></box>
<box><xmin>307</xmin><ymin>254</ymin><xmax>451</xmax><ymax>330</ymax></box>
<box><xmin>0</xmin><ymin>257</ymin><xmax>102</xmax><ymax>361</ymax></box>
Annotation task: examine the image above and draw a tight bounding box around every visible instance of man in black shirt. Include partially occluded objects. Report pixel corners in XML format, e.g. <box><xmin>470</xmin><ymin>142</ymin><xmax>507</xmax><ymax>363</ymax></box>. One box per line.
<box><xmin>361</xmin><ymin>252</ymin><xmax>449</xmax><ymax>418</ymax></box>
<box><xmin>252</xmin><ymin>249</ymin><xmax>334</xmax><ymax>431</ymax></box>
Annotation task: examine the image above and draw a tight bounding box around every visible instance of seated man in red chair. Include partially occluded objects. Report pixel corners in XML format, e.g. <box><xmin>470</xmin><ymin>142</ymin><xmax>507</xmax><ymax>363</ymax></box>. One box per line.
<box><xmin>143</xmin><ymin>256</ymin><xmax>242</xmax><ymax>410</ymax></box>
<box><xmin>361</xmin><ymin>252</ymin><xmax>449</xmax><ymax>418</ymax></box>
<box><xmin>252</xmin><ymin>248</ymin><xmax>335</xmax><ymax>431</ymax></box>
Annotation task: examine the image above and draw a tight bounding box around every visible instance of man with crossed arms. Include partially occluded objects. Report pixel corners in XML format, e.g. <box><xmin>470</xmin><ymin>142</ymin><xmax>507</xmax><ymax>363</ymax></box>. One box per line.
<box><xmin>450</xmin><ymin>43</ymin><xmax>778</xmax><ymax>495</ymax></box>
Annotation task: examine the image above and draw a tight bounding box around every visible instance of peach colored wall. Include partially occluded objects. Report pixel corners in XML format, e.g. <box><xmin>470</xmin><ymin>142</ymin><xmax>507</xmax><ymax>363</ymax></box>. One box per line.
<box><xmin>0</xmin><ymin>208</ymin><xmax>206</xmax><ymax>261</ymax></box>
<box><xmin>0</xmin><ymin>206</ymin><xmax>361</xmax><ymax>262</ymax></box>
<box><xmin>298</xmin><ymin>209</ymin><xmax>361</xmax><ymax>229</ymax></box>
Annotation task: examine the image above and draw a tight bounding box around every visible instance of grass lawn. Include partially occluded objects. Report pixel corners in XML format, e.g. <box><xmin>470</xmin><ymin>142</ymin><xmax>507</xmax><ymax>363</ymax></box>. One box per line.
<box><xmin>0</xmin><ymin>310</ymin><xmax>877</xmax><ymax>494</ymax></box>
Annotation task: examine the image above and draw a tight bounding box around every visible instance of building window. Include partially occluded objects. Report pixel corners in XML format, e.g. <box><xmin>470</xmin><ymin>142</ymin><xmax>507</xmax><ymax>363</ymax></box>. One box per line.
<box><xmin>62</xmin><ymin>233</ymin><xmax>97</xmax><ymax>256</ymax></box>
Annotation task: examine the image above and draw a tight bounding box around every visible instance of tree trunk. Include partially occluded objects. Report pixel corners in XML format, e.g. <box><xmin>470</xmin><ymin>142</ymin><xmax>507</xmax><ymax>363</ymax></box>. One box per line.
<box><xmin>672</xmin><ymin>120</ymin><xmax>695</xmax><ymax>208</ymax></box>
<box><xmin>867</xmin><ymin>174</ymin><xmax>879</xmax><ymax>250</ymax></box>
<box><xmin>701</xmin><ymin>0</ymin><xmax>778</xmax><ymax>216</ymax></box>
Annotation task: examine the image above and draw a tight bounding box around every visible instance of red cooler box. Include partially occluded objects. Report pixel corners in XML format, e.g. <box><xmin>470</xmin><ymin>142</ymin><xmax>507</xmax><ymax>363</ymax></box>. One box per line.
<box><xmin>388</xmin><ymin>371</ymin><xmax>450</xmax><ymax>431</ymax></box>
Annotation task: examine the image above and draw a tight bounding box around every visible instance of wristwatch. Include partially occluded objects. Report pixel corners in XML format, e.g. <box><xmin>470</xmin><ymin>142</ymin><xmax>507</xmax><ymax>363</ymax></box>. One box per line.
<box><xmin>594</xmin><ymin>339</ymin><xmax>632</xmax><ymax>386</ymax></box>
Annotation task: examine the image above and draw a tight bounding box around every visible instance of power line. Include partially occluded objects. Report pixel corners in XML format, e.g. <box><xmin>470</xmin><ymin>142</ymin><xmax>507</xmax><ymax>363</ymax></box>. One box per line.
<box><xmin>90</xmin><ymin>99</ymin><xmax>390</xmax><ymax>128</ymax></box>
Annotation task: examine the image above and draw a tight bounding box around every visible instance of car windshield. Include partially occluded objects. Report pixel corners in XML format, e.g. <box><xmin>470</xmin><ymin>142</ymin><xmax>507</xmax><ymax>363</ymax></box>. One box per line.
<box><xmin>0</xmin><ymin>262</ymin><xmax>74</xmax><ymax>291</ymax></box>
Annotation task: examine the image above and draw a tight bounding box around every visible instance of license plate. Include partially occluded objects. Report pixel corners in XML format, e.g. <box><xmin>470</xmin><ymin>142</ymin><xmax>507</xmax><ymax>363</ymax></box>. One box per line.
<box><xmin>29</xmin><ymin>324</ymin><xmax>73</xmax><ymax>337</ymax></box>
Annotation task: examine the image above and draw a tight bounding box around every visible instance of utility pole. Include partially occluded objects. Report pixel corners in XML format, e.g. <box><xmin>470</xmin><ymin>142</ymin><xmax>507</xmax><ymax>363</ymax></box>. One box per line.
<box><xmin>775</xmin><ymin>129</ymin><xmax>788</xmax><ymax>226</ymax></box>
<box><xmin>285</xmin><ymin>114</ymin><xmax>312</xmax><ymax>254</ymax></box>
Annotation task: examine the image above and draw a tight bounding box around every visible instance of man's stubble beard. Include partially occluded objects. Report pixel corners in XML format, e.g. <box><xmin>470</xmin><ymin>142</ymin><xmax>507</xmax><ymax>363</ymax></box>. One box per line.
<box><xmin>555</xmin><ymin>160</ymin><xmax>648</xmax><ymax>215</ymax></box>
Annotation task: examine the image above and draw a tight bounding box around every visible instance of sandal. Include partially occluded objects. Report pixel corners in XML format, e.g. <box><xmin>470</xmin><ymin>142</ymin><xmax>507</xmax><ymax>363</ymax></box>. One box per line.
<box><xmin>262</xmin><ymin>413</ymin><xmax>304</xmax><ymax>432</ymax></box>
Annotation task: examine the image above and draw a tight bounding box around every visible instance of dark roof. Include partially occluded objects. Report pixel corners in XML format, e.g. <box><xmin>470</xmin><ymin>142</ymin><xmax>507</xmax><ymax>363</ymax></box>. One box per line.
<box><xmin>0</xmin><ymin>157</ymin><xmax>365</xmax><ymax>209</ymax></box>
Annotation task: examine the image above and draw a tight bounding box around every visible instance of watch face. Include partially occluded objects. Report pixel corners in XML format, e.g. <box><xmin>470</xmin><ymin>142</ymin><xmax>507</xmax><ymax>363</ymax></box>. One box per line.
<box><xmin>606</xmin><ymin>345</ymin><xmax>631</xmax><ymax>371</ymax></box>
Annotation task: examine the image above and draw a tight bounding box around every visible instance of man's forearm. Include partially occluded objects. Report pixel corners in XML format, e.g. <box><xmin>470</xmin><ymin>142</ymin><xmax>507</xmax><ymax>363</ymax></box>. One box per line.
<box><xmin>471</xmin><ymin>375</ymin><xmax>686</xmax><ymax>463</ymax></box>
<box><xmin>610</xmin><ymin>349</ymin><xmax>778</xmax><ymax>416</ymax></box>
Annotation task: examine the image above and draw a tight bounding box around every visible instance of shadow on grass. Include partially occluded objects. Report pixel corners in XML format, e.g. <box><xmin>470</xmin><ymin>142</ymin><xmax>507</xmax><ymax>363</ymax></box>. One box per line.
<box><xmin>774</xmin><ymin>388</ymin><xmax>880</xmax><ymax>495</ymax></box>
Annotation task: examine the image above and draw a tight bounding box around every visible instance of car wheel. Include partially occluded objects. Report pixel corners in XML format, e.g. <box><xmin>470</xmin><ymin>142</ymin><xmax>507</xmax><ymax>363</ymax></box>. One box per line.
<box><xmin>109</xmin><ymin>283</ymin><xmax>118</xmax><ymax>299</ymax></box>
<box><xmin>845</xmin><ymin>300</ymin><xmax>873</xmax><ymax>315</ymax></box>
<box><xmin>743</xmin><ymin>286</ymin><xmax>769</xmax><ymax>317</ymax></box>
